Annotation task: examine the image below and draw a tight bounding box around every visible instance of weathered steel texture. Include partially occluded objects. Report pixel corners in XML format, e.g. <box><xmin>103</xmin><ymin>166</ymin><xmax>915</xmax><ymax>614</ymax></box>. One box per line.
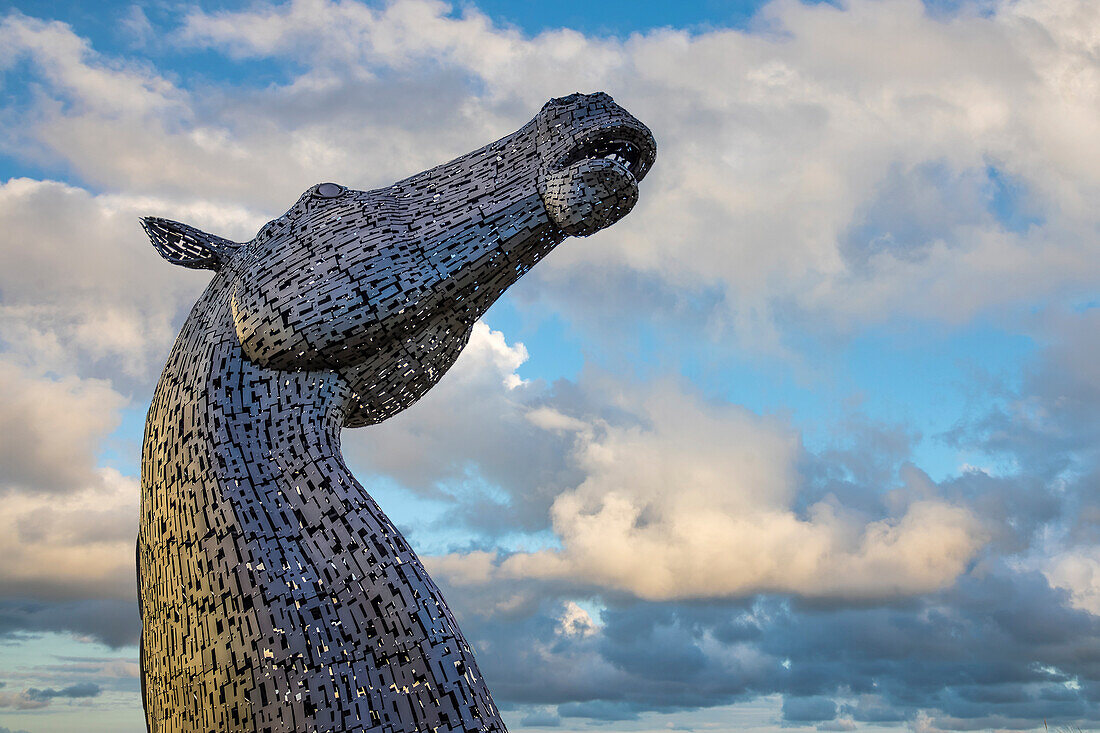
<box><xmin>137</xmin><ymin>92</ymin><xmax>655</xmax><ymax>733</ymax></box>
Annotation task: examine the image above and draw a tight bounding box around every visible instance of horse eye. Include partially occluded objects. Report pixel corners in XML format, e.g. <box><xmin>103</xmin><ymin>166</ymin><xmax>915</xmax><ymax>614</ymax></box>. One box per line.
<box><xmin>315</xmin><ymin>182</ymin><xmax>344</xmax><ymax>199</ymax></box>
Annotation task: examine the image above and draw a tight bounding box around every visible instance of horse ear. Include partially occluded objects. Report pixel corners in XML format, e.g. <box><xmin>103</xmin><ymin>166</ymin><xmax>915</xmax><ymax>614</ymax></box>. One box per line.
<box><xmin>141</xmin><ymin>217</ymin><xmax>241</xmax><ymax>271</ymax></box>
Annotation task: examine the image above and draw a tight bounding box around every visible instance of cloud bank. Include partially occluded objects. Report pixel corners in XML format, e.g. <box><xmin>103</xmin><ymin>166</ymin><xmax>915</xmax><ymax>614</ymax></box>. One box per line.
<box><xmin>0</xmin><ymin>0</ymin><xmax>1098</xmax><ymax>730</ymax></box>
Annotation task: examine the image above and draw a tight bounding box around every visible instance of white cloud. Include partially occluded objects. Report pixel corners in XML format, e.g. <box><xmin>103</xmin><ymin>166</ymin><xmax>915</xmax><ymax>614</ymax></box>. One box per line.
<box><xmin>3</xmin><ymin>0</ymin><xmax>1097</xmax><ymax>346</ymax></box>
<box><xmin>174</xmin><ymin>0</ymin><xmax>1100</xmax><ymax>335</ymax></box>
<box><xmin>0</xmin><ymin>466</ymin><xmax>138</xmax><ymax>602</ymax></box>
<box><xmin>0</xmin><ymin>178</ymin><xmax>260</xmax><ymax>379</ymax></box>
<box><xmin>344</xmin><ymin>322</ymin><xmax>539</xmax><ymax>495</ymax></box>
<box><xmin>0</xmin><ymin>0</ymin><xmax>1086</xmax><ymax>613</ymax></box>
<box><xmin>1</xmin><ymin>8</ymin><xmax>1096</xmax><ymax>726</ymax></box>
<box><xmin>0</xmin><ymin>12</ymin><xmax>182</xmax><ymax>117</ymax></box>
<box><xmin>397</xmin><ymin>338</ymin><xmax>987</xmax><ymax>601</ymax></box>
<box><xmin>120</xmin><ymin>5</ymin><xmax>155</xmax><ymax>49</ymax></box>
<box><xmin>557</xmin><ymin>601</ymin><xmax>599</xmax><ymax>637</ymax></box>
<box><xmin>0</xmin><ymin>357</ymin><xmax>126</xmax><ymax>495</ymax></box>
<box><xmin>1045</xmin><ymin>547</ymin><xmax>1100</xmax><ymax>615</ymax></box>
<box><xmin>492</xmin><ymin>383</ymin><xmax>986</xmax><ymax>600</ymax></box>
<box><xmin>0</xmin><ymin>353</ymin><xmax>136</xmax><ymax>602</ymax></box>
<box><xmin>343</xmin><ymin>322</ymin><xmax>593</xmax><ymax>541</ymax></box>
<box><xmin>526</xmin><ymin>407</ymin><xmax>588</xmax><ymax>433</ymax></box>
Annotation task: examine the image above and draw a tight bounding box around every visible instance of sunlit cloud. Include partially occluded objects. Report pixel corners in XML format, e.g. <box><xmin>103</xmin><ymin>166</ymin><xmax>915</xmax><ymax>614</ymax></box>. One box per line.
<box><xmin>1</xmin><ymin>0</ymin><xmax>1098</xmax><ymax>729</ymax></box>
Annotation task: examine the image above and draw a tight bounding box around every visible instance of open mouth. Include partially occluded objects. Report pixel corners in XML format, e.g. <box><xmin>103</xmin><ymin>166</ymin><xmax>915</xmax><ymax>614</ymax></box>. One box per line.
<box><xmin>558</xmin><ymin>133</ymin><xmax>653</xmax><ymax>180</ymax></box>
<box><xmin>540</xmin><ymin>118</ymin><xmax>656</xmax><ymax>237</ymax></box>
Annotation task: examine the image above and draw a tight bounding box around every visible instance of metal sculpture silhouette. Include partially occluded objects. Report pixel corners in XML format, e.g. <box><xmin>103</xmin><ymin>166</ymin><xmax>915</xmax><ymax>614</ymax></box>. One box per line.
<box><xmin>137</xmin><ymin>92</ymin><xmax>656</xmax><ymax>733</ymax></box>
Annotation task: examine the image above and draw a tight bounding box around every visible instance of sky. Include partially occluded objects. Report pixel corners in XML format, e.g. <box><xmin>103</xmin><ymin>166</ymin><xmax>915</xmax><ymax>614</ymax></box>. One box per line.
<box><xmin>0</xmin><ymin>0</ymin><xmax>1098</xmax><ymax>731</ymax></box>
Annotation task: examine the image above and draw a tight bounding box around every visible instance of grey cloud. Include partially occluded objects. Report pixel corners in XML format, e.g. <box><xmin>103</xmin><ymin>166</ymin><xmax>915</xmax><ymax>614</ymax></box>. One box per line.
<box><xmin>431</xmin><ymin>566</ymin><xmax>1100</xmax><ymax>730</ymax></box>
<box><xmin>1</xmin><ymin>2</ymin><xmax>1099</xmax><ymax>731</ymax></box>
<box><xmin>797</xmin><ymin>418</ymin><xmax>921</xmax><ymax>517</ymax></box>
<box><xmin>558</xmin><ymin>700</ymin><xmax>640</xmax><ymax>721</ymax></box>
<box><xmin>0</xmin><ymin>600</ymin><xmax>139</xmax><ymax>648</ymax></box>
<box><xmin>518</xmin><ymin>707</ymin><xmax>561</xmax><ymax>727</ymax></box>
<box><xmin>783</xmin><ymin>696</ymin><xmax>837</xmax><ymax>722</ymax></box>
<box><xmin>841</xmin><ymin>695</ymin><xmax>909</xmax><ymax>723</ymax></box>
<box><xmin>418</xmin><ymin>320</ymin><xmax>1100</xmax><ymax>727</ymax></box>
<box><xmin>0</xmin><ymin>682</ymin><xmax>101</xmax><ymax>711</ymax></box>
<box><xmin>945</xmin><ymin>307</ymin><xmax>1100</xmax><ymax>552</ymax></box>
<box><xmin>937</xmin><ymin>469</ymin><xmax>1061</xmax><ymax>554</ymax></box>
<box><xmin>598</xmin><ymin>612</ymin><xmax>710</xmax><ymax>684</ymax></box>
<box><xmin>840</xmin><ymin>162</ymin><xmax>1001</xmax><ymax>271</ymax></box>
<box><xmin>26</xmin><ymin>682</ymin><xmax>101</xmax><ymax>700</ymax></box>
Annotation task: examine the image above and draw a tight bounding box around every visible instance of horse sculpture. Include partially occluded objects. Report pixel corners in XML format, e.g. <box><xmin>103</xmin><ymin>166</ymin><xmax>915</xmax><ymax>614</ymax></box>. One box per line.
<box><xmin>137</xmin><ymin>92</ymin><xmax>656</xmax><ymax>732</ymax></box>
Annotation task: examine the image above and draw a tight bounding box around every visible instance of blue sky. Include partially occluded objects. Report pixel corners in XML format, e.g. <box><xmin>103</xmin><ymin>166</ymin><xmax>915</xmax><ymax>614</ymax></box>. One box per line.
<box><xmin>1</xmin><ymin>0</ymin><xmax>1099</xmax><ymax>731</ymax></box>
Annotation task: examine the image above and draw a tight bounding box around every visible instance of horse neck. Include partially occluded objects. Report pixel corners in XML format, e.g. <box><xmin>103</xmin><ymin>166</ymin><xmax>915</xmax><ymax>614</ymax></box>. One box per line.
<box><xmin>142</xmin><ymin>277</ymin><xmax>354</xmax><ymax>528</ymax></box>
